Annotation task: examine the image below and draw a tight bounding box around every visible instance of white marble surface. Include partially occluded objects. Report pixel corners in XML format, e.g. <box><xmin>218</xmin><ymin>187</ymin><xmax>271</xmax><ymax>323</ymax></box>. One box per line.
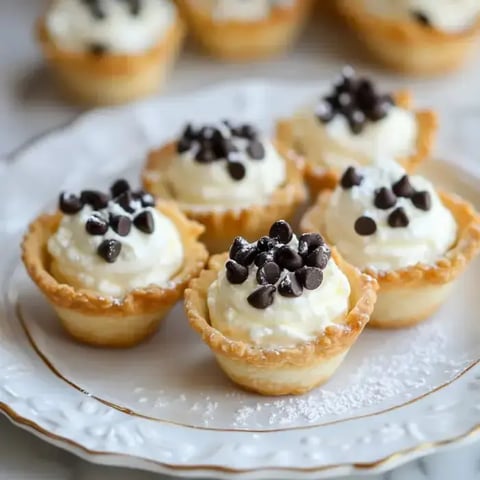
<box><xmin>1</xmin><ymin>1</ymin><xmax>480</xmax><ymax>479</ymax></box>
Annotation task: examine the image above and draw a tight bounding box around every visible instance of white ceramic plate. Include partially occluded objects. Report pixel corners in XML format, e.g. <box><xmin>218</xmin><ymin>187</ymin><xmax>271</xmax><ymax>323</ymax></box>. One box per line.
<box><xmin>1</xmin><ymin>81</ymin><xmax>479</xmax><ymax>479</ymax></box>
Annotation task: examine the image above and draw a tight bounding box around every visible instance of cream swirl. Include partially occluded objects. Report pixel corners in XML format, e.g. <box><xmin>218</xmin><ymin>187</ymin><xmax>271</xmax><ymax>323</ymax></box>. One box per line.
<box><xmin>164</xmin><ymin>122</ymin><xmax>286</xmax><ymax>209</ymax></box>
<box><xmin>46</xmin><ymin>0</ymin><xmax>176</xmax><ymax>54</ymax></box>
<box><xmin>48</xmin><ymin>193</ymin><xmax>183</xmax><ymax>298</ymax></box>
<box><xmin>324</xmin><ymin>161</ymin><xmax>457</xmax><ymax>271</ymax></box>
<box><xmin>364</xmin><ymin>0</ymin><xmax>480</xmax><ymax>33</ymax></box>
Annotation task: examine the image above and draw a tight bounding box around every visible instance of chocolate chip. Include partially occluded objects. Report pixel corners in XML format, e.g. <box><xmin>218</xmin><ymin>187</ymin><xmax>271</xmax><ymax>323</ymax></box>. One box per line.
<box><xmin>238</xmin><ymin>124</ymin><xmax>257</xmax><ymax>140</ymax></box>
<box><xmin>230</xmin><ymin>236</ymin><xmax>249</xmax><ymax>260</ymax></box>
<box><xmin>59</xmin><ymin>192</ymin><xmax>83</xmax><ymax>214</ymax></box>
<box><xmin>122</xmin><ymin>0</ymin><xmax>141</xmax><ymax>15</ymax></box>
<box><xmin>278</xmin><ymin>273</ymin><xmax>303</xmax><ymax>298</ymax></box>
<box><xmin>247</xmin><ymin>285</ymin><xmax>276</xmax><ymax>309</ymax></box>
<box><xmin>200</xmin><ymin>126</ymin><xmax>216</xmax><ymax>139</ymax></box>
<box><xmin>227</xmin><ymin>161</ymin><xmax>246</xmax><ymax>181</ymax></box>
<box><xmin>254</xmin><ymin>251</ymin><xmax>275</xmax><ymax>268</ymax></box>
<box><xmin>412</xmin><ymin>191</ymin><xmax>431</xmax><ymax>211</ymax></box>
<box><xmin>85</xmin><ymin>215</ymin><xmax>108</xmax><ymax>235</ymax></box>
<box><xmin>229</xmin><ymin>239</ymin><xmax>257</xmax><ymax>267</ymax></box>
<box><xmin>388</xmin><ymin>207</ymin><xmax>409</xmax><ymax>228</ymax></box>
<box><xmin>354</xmin><ymin>216</ymin><xmax>377</xmax><ymax>236</ymax></box>
<box><xmin>411</xmin><ymin>10</ymin><xmax>431</xmax><ymax>27</ymax></box>
<box><xmin>392</xmin><ymin>175</ymin><xmax>415</xmax><ymax>198</ymax></box>
<box><xmin>195</xmin><ymin>147</ymin><xmax>215</xmax><ymax>164</ymax></box>
<box><xmin>298</xmin><ymin>233</ymin><xmax>324</xmax><ymax>256</ymax></box>
<box><xmin>80</xmin><ymin>190</ymin><xmax>109</xmax><ymax>210</ymax></box>
<box><xmin>341</xmin><ymin>166</ymin><xmax>364</xmax><ymax>189</ymax></box>
<box><xmin>349</xmin><ymin>110</ymin><xmax>366</xmax><ymax>134</ymax></box>
<box><xmin>82</xmin><ymin>0</ymin><xmax>105</xmax><ymax>20</ymax></box>
<box><xmin>213</xmin><ymin>138</ymin><xmax>237</xmax><ymax>159</ymax></box>
<box><xmin>256</xmin><ymin>262</ymin><xmax>281</xmax><ymax>286</ymax></box>
<box><xmin>97</xmin><ymin>239</ymin><xmax>121</xmax><ymax>263</ymax></box>
<box><xmin>367</xmin><ymin>97</ymin><xmax>392</xmax><ymax>121</ymax></box>
<box><xmin>177</xmin><ymin>137</ymin><xmax>192</xmax><ymax>154</ymax></box>
<box><xmin>356</xmin><ymin>79</ymin><xmax>376</xmax><ymax>110</ymax></box>
<box><xmin>305</xmin><ymin>246</ymin><xmax>330</xmax><ymax>269</ymax></box>
<box><xmin>374</xmin><ymin>187</ymin><xmax>397</xmax><ymax>210</ymax></box>
<box><xmin>110</xmin><ymin>215</ymin><xmax>131</xmax><ymax>236</ymax></box>
<box><xmin>269</xmin><ymin>220</ymin><xmax>293</xmax><ymax>244</ymax></box>
<box><xmin>110</xmin><ymin>179</ymin><xmax>130</xmax><ymax>198</ymax></box>
<box><xmin>316</xmin><ymin>100</ymin><xmax>334</xmax><ymax>123</ymax></box>
<box><xmin>225</xmin><ymin>260</ymin><xmax>248</xmax><ymax>285</ymax></box>
<box><xmin>89</xmin><ymin>42</ymin><xmax>107</xmax><ymax>56</ymax></box>
<box><xmin>183</xmin><ymin>123</ymin><xmax>197</xmax><ymax>140</ymax></box>
<box><xmin>133</xmin><ymin>210</ymin><xmax>155</xmax><ymax>234</ymax></box>
<box><xmin>296</xmin><ymin>266</ymin><xmax>323</xmax><ymax>290</ymax></box>
<box><xmin>136</xmin><ymin>191</ymin><xmax>155</xmax><ymax>208</ymax></box>
<box><xmin>115</xmin><ymin>191</ymin><xmax>135</xmax><ymax>213</ymax></box>
<box><xmin>256</xmin><ymin>236</ymin><xmax>276</xmax><ymax>252</ymax></box>
<box><xmin>275</xmin><ymin>245</ymin><xmax>303</xmax><ymax>271</ymax></box>
<box><xmin>247</xmin><ymin>141</ymin><xmax>265</xmax><ymax>160</ymax></box>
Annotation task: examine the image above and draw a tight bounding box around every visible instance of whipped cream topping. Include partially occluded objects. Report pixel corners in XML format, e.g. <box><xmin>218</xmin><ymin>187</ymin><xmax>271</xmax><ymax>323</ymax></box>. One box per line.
<box><xmin>46</xmin><ymin>0</ymin><xmax>176</xmax><ymax>54</ymax></box>
<box><xmin>207</xmin><ymin>221</ymin><xmax>351</xmax><ymax>348</ymax></box>
<box><xmin>296</xmin><ymin>68</ymin><xmax>417</xmax><ymax>173</ymax></box>
<box><xmin>164</xmin><ymin>121</ymin><xmax>286</xmax><ymax>209</ymax></box>
<box><xmin>48</xmin><ymin>182</ymin><xmax>183</xmax><ymax>298</ymax></box>
<box><xmin>324</xmin><ymin>161</ymin><xmax>457</xmax><ymax>271</ymax></box>
<box><xmin>364</xmin><ymin>0</ymin><xmax>480</xmax><ymax>33</ymax></box>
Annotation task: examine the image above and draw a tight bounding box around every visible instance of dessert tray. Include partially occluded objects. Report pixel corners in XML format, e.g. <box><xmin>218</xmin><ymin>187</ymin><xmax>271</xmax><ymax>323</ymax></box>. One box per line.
<box><xmin>1</xmin><ymin>81</ymin><xmax>479</xmax><ymax>479</ymax></box>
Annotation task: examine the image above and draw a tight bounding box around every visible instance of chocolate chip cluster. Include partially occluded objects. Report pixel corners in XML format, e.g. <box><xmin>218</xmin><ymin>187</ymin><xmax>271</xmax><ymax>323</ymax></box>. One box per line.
<box><xmin>316</xmin><ymin>67</ymin><xmax>395</xmax><ymax>135</ymax></box>
<box><xmin>340</xmin><ymin>167</ymin><xmax>432</xmax><ymax>237</ymax></box>
<box><xmin>176</xmin><ymin>121</ymin><xmax>266</xmax><ymax>181</ymax></box>
<box><xmin>226</xmin><ymin>221</ymin><xmax>331</xmax><ymax>310</ymax></box>
<box><xmin>59</xmin><ymin>179</ymin><xmax>156</xmax><ymax>263</ymax></box>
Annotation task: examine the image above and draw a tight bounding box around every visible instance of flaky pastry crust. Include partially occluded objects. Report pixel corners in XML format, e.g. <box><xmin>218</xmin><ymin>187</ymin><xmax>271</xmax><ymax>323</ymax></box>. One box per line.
<box><xmin>142</xmin><ymin>141</ymin><xmax>307</xmax><ymax>253</ymax></box>
<box><xmin>276</xmin><ymin>90</ymin><xmax>438</xmax><ymax>200</ymax></box>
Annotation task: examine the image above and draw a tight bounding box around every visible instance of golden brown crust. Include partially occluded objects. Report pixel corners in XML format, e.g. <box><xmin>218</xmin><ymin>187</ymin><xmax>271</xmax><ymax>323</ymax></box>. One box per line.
<box><xmin>300</xmin><ymin>191</ymin><xmax>480</xmax><ymax>290</ymax></box>
<box><xmin>276</xmin><ymin>90</ymin><xmax>438</xmax><ymax>200</ymax></box>
<box><xmin>176</xmin><ymin>0</ymin><xmax>312</xmax><ymax>60</ymax></box>
<box><xmin>21</xmin><ymin>201</ymin><xmax>208</xmax><ymax>317</ymax></box>
<box><xmin>184</xmin><ymin>250</ymin><xmax>378</xmax><ymax>368</ymax></box>
<box><xmin>336</xmin><ymin>0</ymin><xmax>480</xmax><ymax>74</ymax></box>
<box><xmin>142</xmin><ymin>141</ymin><xmax>307</xmax><ymax>253</ymax></box>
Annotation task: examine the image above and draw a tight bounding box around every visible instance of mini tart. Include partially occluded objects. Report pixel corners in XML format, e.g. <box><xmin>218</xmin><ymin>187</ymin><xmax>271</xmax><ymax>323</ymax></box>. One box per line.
<box><xmin>176</xmin><ymin>0</ymin><xmax>312</xmax><ymax>60</ymax></box>
<box><xmin>277</xmin><ymin>90</ymin><xmax>438</xmax><ymax>200</ymax></box>
<box><xmin>21</xmin><ymin>201</ymin><xmax>208</xmax><ymax>348</ymax></box>
<box><xmin>337</xmin><ymin>0</ymin><xmax>480</xmax><ymax>75</ymax></box>
<box><xmin>301</xmin><ymin>191</ymin><xmax>480</xmax><ymax>329</ymax></box>
<box><xmin>36</xmin><ymin>16</ymin><xmax>185</xmax><ymax>106</ymax></box>
<box><xmin>185</xmin><ymin>250</ymin><xmax>377</xmax><ymax>396</ymax></box>
<box><xmin>142</xmin><ymin>141</ymin><xmax>307</xmax><ymax>254</ymax></box>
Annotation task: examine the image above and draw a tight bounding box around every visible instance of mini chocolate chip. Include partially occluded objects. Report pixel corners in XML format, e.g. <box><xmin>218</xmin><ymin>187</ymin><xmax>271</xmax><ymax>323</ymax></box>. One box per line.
<box><xmin>256</xmin><ymin>262</ymin><xmax>281</xmax><ymax>286</ymax></box>
<box><xmin>195</xmin><ymin>147</ymin><xmax>215</xmax><ymax>164</ymax></box>
<box><xmin>305</xmin><ymin>246</ymin><xmax>331</xmax><ymax>269</ymax></box>
<box><xmin>392</xmin><ymin>175</ymin><xmax>415</xmax><ymax>198</ymax></box>
<box><xmin>59</xmin><ymin>192</ymin><xmax>83</xmax><ymax>214</ymax></box>
<box><xmin>85</xmin><ymin>215</ymin><xmax>108</xmax><ymax>235</ymax></box>
<box><xmin>411</xmin><ymin>10</ymin><xmax>431</xmax><ymax>26</ymax></box>
<box><xmin>374</xmin><ymin>187</ymin><xmax>397</xmax><ymax>210</ymax></box>
<box><xmin>116</xmin><ymin>191</ymin><xmax>136</xmax><ymax>213</ymax></box>
<box><xmin>230</xmin><ymin>236</ymin><xmax>250</xmax><ymax>260</ymax></box>
<box><xmin>269</xmin><ymin>220</ymin><xmax>293</xmax><ymax>244</ymax></box>
<box><xmin>247</xmin><ymin>285</ymin><xmax>276</xmax><ymax>309</ymax></box>
<box><xmin>296</xmin><ymin>266</ymin><xmax>323</xmax><ymax>290</ymax></box>
<box><xmin>183</xmin><ymin>123</ymin><xmax>197</xmax><ymax>140</ymax></box>
<box><xmin>275</xmin><ymin>245</ymin><xmax>303</xmax><ymax>272</ymax></box>
<box><xmin>412</xmin><ymin>191</ymin><xmax>431</xmax><ymax>211</ymax></box>
<box><xmin>110</xmin><ymin>179</ymin><xmax>130</xmax><ymax>198</ymax></box>
<box><xmin>254</xmin><ymin>251</ymin><xmax>275</xmax><ymax>268</ymax></box>
<box><xmin>238</xmin><ymin>124</ymin><xmax>257</xmax><ymax>140</ymax></box>
<box><xmin>97</xmin><ymin>239</ymin><xmax>121</xmax><ymax>263</ymax></box>
<box><xmin>298</xmin><ymin>232</ymin><xmax>325</xmax><ymax>256</ymax></box>
<box><xmin>278</xmin><ymin>273</ymin><xmax>303</xmax><ymax>298</ymax></box>
<box><xmin>89</xmin><ymin>42</ymin><xmax>107</xmax><ymax>56</ymax></box>
<box><xmin>110</xmin><ymin>215</ymin><xmax>131</xmax><ymax>236</ymax></box>
<box><xmin>354</xmin><ymin>216</ymin><xmax>377</xmax><ymax>236</ymax></box>
<box><xmin>247</xmin><ymin>141</ymin><xmax>265</xmax><ymax>160</ymax></box>
<box><xmin>316</xmin><ymin>100</ymin><xmax>335</xmax><ymax>123</ymax></box>
<box><xmin>80</xmin><ymin>190</ymin><xmax>109</xmax><ymax>210</ymax></box>
<box><xmin>225</xmin><ymin>260</ymin><xmax>248</xmax><ymax>285</ymax></box>
<box><xmin>257</xmin><ymin>236</ymin><xmax>276</xmax><ymax>252</ymax></box>
<box><xmin>341</xmin><ymin>166</ymin><xmax>364</xmax><ymax>189</ymax></box>
<box><xmin>388</xmin><ymin>207</ymin><xmax>409</xmax><ymax>228</ymax></box>
<box><xmin>227</xmin><ymin>161</ymin><xmax>246</xmax><ymax>181</ymax></box>
<box><xmin>133</xmin><ymin>210</ymin><xmax>155</xmax><ymax>234</ymax></box>
<box><xmin>177</xmin><ymin>137</ymin><xmax>192</xmax><ymax>154</ymax></box>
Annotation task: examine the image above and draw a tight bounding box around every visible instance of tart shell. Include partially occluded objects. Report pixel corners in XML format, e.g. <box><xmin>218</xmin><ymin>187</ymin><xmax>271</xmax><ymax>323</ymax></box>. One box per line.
<box><xmin>276</xmin><ymin>90</ymin><xmax>438</xmax><ymax>201</ymax></box>
<box><xmin>36</xmin><ymin>16</ymin><xmax>185</xmax><ymax>106</ymax></box>
<box><xmin>21</xmin><ymin>202</ymin><xmax>208</xmax><ymax>348</ymax></box>
<box><xmin>337</xmin><ymin>0</ymin><xmax>480</xmax><ymax>75</ymax></box>
<box><xmin>142</xmin><ymin>141</ymin><xmax>307</xmax><ymax>254</ymax></box>
<box><xmin>176</xmin><ymin>0</ymin><xmax>312</xmax><ymax>61</ymax></box>
<box><xmin>300</xmin><ymin>191</ymin><xmax>480</xmax><ymax>329</ymax></box>
<box><xmin>184</xmin><ymin>251</ymin><xmax>378</xmax><ymax>396</ymax></box>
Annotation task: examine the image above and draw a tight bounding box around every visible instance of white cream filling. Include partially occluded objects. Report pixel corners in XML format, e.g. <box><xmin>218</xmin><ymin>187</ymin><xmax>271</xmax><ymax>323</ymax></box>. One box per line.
<box><xmin>46</xmin><ymin>0</ymin><xmax>176</xmax><ymax>54</ymax></box>
<box><xmin>207</xmin><ymin>239</ymin><xmax>351</xmax><ymax>348</ymax></box>
<box><xmin>364</xmin><ymin>0</ymin><xmax>480</xmax><ymax>33</ymax></box>
<box><xmin>296</xmin><ymin>105</ymin><xmax>417</xmax><ymax>174</ymax></box>
<box><xmin>324</xmin><ymin>161</ymin><xmax>457</xmax><ymax>271</ymax></box>
<box><xmin>48</xmin><ymin>201</ymin><xmax>183</xmax><ymax>298</ymax></box>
